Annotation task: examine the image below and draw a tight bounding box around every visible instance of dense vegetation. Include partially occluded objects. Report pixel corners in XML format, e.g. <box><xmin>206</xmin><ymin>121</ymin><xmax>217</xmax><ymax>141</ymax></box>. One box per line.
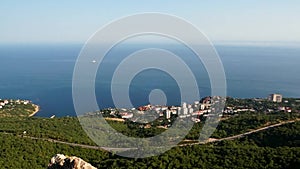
<box><xmin>226</xmin><ymin>97</ymin><xmax>300</xmax><ymax>113</ymax></box>
<box><xmin>0</xmin><ymin>117</ymin><xmax>95</xmax><ymax>145</ymax></box>
<box><xmin>211</xmin><ymin>112</ymin><xmax>299</xmax><ymax>139</ymax></box>
<box><xmin>0</xmin><ymin>98</ymin><xmax>299</xmax><ymax>168</ymax></box>
<box><xmin>0</xmin><ymin>122</ymin><xmax>299</xmax><ymax>169</ymax></box>
<box><xmin>241</xmin><ymin>121</ymin><xmax>300</xmax><ymax>147</ymax></box>
<box><xmin>0</xmin><ymin>111</ymin><xmax>299</xmax><ymax>145</ymax></box>
<box><xmin>0</xmin><ymin>101</ymin><xmax>36</xmax><ymax>117</ymax></box>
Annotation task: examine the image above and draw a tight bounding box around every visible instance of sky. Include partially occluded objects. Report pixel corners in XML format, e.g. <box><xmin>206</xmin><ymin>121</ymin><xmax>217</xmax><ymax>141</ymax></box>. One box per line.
<box><xmin>1</xmin><ymin>1</ymin><xmax>300</xmax><ymax>44</ymax></box>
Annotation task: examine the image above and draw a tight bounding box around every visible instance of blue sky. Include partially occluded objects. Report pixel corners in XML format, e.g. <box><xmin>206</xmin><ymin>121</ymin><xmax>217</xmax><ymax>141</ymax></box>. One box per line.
<box><xmin>1</xmin><ymin>1</ymin><xmax>300</xmax><ymax>43</ymax></box>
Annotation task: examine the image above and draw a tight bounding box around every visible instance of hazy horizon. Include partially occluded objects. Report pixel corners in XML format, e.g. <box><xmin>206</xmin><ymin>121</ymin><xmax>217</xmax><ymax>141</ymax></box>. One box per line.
<box><xmin>1</xmin><ymin>1</ymin><xmax>300</xmax><ymax>43</ymax></box>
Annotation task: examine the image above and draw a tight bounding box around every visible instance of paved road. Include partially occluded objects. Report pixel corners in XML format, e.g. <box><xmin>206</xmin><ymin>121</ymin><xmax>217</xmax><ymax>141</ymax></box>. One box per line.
<box><xmin>180</xmin><ymin>118</ymin><xmax>300</xmax><ymax>146</ymax></box>
<box><xmin>21</xmin><ymin>135</ymin><xmax>136</xmax><ymax>151</ymax></box>
<box><xmin>3</xmin><ymin>118</ymin><xmax>300</xmax><ymax>151</ymax></box>
<box><xmin>212</xmin><ymin>118</ymin><xmax>300</xmax><ymax>143</ymax></box>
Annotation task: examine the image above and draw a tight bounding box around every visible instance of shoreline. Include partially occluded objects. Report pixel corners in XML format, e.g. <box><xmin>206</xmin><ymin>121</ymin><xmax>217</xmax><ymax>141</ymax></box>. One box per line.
<box><xmin>29</xmin><ymin>104</ymin><xmax>40</xmax><ymax>117</ymax></box>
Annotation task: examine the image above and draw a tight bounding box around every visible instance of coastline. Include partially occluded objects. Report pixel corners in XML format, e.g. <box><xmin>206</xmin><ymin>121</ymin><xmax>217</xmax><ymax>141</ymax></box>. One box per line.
<box><xmin>29</xmin><ymin>104</ymin><xmax>40</xmax><ymax>117</ymax></box>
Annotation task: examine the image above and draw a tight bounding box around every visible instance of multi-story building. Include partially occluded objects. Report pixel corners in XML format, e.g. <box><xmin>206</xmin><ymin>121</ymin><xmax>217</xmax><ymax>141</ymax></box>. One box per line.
<box><xmin>269</xmin><ymin>94</ymin><xmax>282</xmax><ymax>103</ymax></box>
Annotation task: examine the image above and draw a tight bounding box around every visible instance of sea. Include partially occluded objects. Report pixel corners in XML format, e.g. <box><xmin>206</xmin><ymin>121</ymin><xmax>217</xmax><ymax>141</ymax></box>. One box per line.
<box><xmin>0</xmin><ymin>42</ymin><xmax>300</xmax><ymax>117</ymax></box>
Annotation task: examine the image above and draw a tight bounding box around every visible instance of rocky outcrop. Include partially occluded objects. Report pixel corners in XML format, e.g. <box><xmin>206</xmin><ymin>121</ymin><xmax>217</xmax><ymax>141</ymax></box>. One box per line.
<box><xmin>47</xmin><ymin>154</ymin><xmax>97</xmax><ymax>169</ymax></box>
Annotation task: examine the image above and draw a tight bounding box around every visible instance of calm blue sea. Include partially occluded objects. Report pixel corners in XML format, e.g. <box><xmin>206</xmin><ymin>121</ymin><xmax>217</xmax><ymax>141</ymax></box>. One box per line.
<box><xmin>0</xmin><ymin>43</ymin><xmax>300</xmax><ymax>117</ymax></box>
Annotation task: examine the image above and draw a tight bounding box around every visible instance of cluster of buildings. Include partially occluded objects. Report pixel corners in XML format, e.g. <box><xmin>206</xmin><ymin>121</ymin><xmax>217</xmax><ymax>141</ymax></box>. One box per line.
<box><xmin>277</xmin><ymin>106</ymin><xmax>292</xmax><ymax>113</ymax></box>
<box><xmin>224</xmin><ymin>93</ymin><xmax>293</xmax><ymax>114</ymax></box>
<box><xmin>267</xmin><ymin>94</ymin><xmax>293</xmax><ymax>112</ymax></box>
<box><xmin>223</xmin><ymin>107</ymin><xmax>256</xmax><ymax>114</ymax></box>
<box><xmin>0</xmin><ymin>99</ymin><xmax>30</xmax><ymax>109</ymax></box>
<box><xmin>95</xmin><ymin>93</ymin><xmax>296</xmax><ymax>128</ymax></box>
<box><xmin>104</xmin><ymin>96</ymin><xmax>224</xmax><ymax>124</ymax></box>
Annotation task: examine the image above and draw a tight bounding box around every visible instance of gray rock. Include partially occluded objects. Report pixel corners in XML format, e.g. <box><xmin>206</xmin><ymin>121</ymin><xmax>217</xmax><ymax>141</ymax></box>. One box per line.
<box><xmin>48</xmin><ymin>154</ymin><xmax>97</xmax><ymax>169</ymax></box>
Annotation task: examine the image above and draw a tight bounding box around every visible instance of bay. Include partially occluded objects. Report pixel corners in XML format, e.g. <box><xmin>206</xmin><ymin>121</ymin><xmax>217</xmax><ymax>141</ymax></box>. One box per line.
<box><xmin>0</xmin><ymin>43</ymin><xmax>299</xmax><ymax>117</ymax></box>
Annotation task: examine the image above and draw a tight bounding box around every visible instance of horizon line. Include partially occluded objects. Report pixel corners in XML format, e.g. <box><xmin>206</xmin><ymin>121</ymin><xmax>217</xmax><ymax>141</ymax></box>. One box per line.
<box><xmin>1</xmin><ymin>40</ymin><xmax>300</xmax><ymax>47</ymax></box>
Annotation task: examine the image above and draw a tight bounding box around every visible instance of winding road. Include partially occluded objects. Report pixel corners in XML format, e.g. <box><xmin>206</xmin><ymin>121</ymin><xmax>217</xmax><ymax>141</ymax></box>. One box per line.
<box><xmin>5</xmin><ymin>118</ymin><xmax>300</xmax><ymax>151</ymax></box>
<box><xmin>180</xmin><ymin>118</ymin><xmax>300</xmax><ymax>146</ymax></box>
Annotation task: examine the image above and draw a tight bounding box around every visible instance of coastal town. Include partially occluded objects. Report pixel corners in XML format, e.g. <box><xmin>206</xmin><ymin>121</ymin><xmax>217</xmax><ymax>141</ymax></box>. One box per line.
<box><xmin>0</xmin><ymin>94</ymin><xmax>299</xmax><ymax>169</ymax></box>
<box><xmin>87</xmin><ymin>93</ymin><xmax>300</xmax><ymax>129</ymax></box>
<box><xmin>1</xmin><ymin>93</ymin><xmax>297</xmax><ymax>122</ymax></box>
